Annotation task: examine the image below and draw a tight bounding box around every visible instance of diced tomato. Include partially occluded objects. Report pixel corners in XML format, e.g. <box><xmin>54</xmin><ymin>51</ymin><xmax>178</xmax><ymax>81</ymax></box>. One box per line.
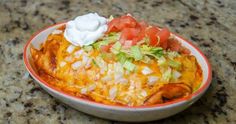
<box><xmin>157</xmin><ymin>28</ymin><xmax>170</xmax><ymax>49</ymax></box>
<box><xmin>107</xmin><ymin>15</ymin><xmax>138</xmax><ymax>33</ymax></box>
<box><xmin>137</xmin><ymin>21</ymin><xmax>148</xmax><ymax>29</ymax></box>
<box><xmin>180</xmin><ymin>47</ymin><xmax>190</xmax><ymax>54</ymax></box>
<box><xmin>107</xmin><ymin>18</ymin><xmax>120</xmax><ymax>33</ymax></box>
<box><xmin>107</xmin><ymin>15</ymin><xmax>172</xmax><ymax>50</ymax></box>
<box><xmin>123</xmin><ymin>40</ymin><xmax>134</xmax><ymax>49</ymax></box>
<box><xmin>120</xmin><ymin>28</ymin><xmax>139</xmax><ymax>44</ymax></box>
<box><xmin>133</xmin><ymin>34</ymin><xmax>143</xmax><ymax>43</ymax></box>
<box><xmin>100</xmin><ymin>45</ymin><xmax>112</xmax><ymax>52</ymax></box>
<box><xmin>118</xmin><ymin>15</ymin><xmax>137</xmax><ymax>29</ymax></box>
<box><xmin>167</xmin><ymin>38</ymin><xmax>190</xmax><ymax>54</ymax></box>
<box><xmin>146</xmin><ymin>26</ymin><xmax>160</xmax><ymax>46</ymax></box>
<box><xmin>133</xmin><ymin>21</ymin><xmax>148</xmax><ymax>42</ymax></box>
<box><xmin>167</xmin><ymin>39</ymin><xmax>181</xmax><ymax>51</ymax></box>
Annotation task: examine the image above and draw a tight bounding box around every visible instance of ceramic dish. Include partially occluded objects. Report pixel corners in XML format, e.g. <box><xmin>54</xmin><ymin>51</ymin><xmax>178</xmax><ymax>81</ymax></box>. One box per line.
<box><xmin>24</xmin><ymin>20</ymin><xmax>211</xmax><ymax>122</ymax></box>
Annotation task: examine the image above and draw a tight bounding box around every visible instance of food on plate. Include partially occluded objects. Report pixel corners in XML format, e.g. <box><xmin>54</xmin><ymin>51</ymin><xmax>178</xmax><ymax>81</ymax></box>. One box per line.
<box><xmin>30</xmin><ymin>13</ymin><xmax>202</xmax><ymax>106</ymax></box>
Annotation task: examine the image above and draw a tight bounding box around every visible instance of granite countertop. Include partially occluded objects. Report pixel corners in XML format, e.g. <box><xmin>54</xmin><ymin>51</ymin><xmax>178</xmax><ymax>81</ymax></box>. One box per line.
<box><xmin>0</xmin><ymin>0</ymin><xmax>235</xmax><ymax>123</ymax></box>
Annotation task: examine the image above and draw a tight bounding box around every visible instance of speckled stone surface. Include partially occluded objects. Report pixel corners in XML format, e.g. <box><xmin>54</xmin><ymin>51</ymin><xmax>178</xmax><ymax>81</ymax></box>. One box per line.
<box><xmin>0</xmin><ymin>0</ymin><xmax>235</xmax><ymax>123</ymax></box>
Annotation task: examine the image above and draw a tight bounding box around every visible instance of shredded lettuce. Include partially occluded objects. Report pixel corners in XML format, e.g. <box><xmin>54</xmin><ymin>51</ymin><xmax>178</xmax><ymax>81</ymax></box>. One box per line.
<box><xmin>92</xmin><ymin>59</ymin><xmax>98</xmax><ymax>67</ymax></box>
<box><xmin>167</xmin><ymin>51</ymin><xmax>180</xmax><ymax>59</ymax></box>
<box><xmin>141</xmin><ymin>55</ymin><xmax>151</xmax><ymax>64</ymax></box>
<box><xmin>168</xmin><ymin>60</ymin><xmax>181</xmax><ymax>68</ymax></box>
<box><xmin>137</xmin><ymin>37</ymin><xmax>149</xmax><ymax>45</ymax></box>
<box><xmin>93</xmin><ymin>33</ymin><xmax>119</xmax><ymax>50</ymax></box>
<box><xmin>95</xmin><ymin>56</ymin><xmax>107</xmax><ymax>71</ymax></box>
<box><xmin>162</xmin><ymin>67</ymin><xmax>172</xmax><ymax>82</ymax></box>
<box><xmin>123</xmin><ymin>60</ymin><xmax>136</xmax><ymax>71</ymax></box>
<box><xmin>131</xmin><ymin>46</ymin><xmax>143</xmax><ymax>61</ymax></box>
<box><xmin>115</xmin><ymin>44</ymin><xmax>164</xmax><ymax>64</ymax></box>
<box><xmin>110</xmin><ymin>42</ymin><xmax>122</xmax><ymax>54</ymax></box>
<box><xmin>140</xmin><ymin>45</ymin><xmax>151</xmax><ymax>51</ymax></box>
<box><xmin>104</xmin><ymin>32</ymin><xmax>120</xmax><ymax>41</ymax></box>
<box><xmin>83</xmin><ymin>45</ymin><xmax>93</xmax><ymax>52</ymax></box>
<box><xmin>120</xmin><ymin>49</ymin><xmax>132</xmax><ymax>58</ymax></box>
<box><xmin>141</xmin><ymin>45</ymin><xmax>163</xmax><ymax>59</ymax></box>
<box><xmin>114</xmin><ymin>62</ymin><xmax>124</xmax><ymax>75</ymax></box>
<box><xmin>93</xmin><ymin>40</ymin><xmax>110</xmax><ymax>49</ymax></box>
<box><xmin>100</xmin><ymin>53</ymin><xmax>113</xmax><ymax>60</ymax></box>
<box><xmin>116</xmin><ymin>52</ymin><xmax>127</xmax><ymax>64</ymax></box>
<box><xmin>157</xmin><ymin>56</ymin><xmax>167</xmax><ymax>66</ymax></box>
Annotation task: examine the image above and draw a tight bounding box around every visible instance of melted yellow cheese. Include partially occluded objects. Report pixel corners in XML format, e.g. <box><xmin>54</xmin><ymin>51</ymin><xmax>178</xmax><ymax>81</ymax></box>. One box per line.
<box><xmin>31</xmin><ymin>27</ymin><xmax>202</xmax><ymax>106</ymax></box>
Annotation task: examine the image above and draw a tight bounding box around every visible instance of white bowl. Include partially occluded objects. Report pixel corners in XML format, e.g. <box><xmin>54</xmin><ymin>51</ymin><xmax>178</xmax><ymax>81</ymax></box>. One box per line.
<box><xmin>23</xmin><ymin>23</ymin><xmax>212</xmax><ymax>122</ymax></box>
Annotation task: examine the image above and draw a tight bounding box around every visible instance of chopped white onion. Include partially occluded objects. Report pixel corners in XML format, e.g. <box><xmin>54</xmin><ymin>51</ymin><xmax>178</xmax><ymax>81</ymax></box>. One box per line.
<box><xmin>114</xmin><ymin>73</ymin><xmax>123</xmax><ymax>81</ymax></box>
<box><xmin>147</xmin><ymin>76</ymin><xmax>159</xmax><ymax>85</ymax></box>
<box><xmin>114</xmin><ymin>62</ymin><xmax>124</xmax><ymax>74</ymax></box>
<box><xmin>71</xmin><ymin>61</ymin><xmax>82</xmax><ymax>70</ymax></box>
<box><xmin>107</xmin><ymin>64</ymin><xmax>114</xmax><ymax>75</ymax></box>
<box><xmin>101</xmin><ymin>75</ymin><xmax>112</xmax><ymax>82</ymax></box>
<box><xmin>87</xmin><ymin>84</ymin><xmax>96</xmax><ymax>91</ymax></box>
<box><xmin>82</xmin><ymin>55</ymin><xmax>89</xmax><ymax>65</ymax></box>
<box><xmin>100</xmin><ymin>69</ymin><xmax>105</xmax><ymax>74</ymax></box>
<box><xmin>65</xmin><ymin>56</ymin><xmax>73</xmax><ymax>62</ymax></box>
<box><xmin>141</xmin><ymin>90</ymin><xmax>147</xmax><ymax>97</ymax></box>
<box><xmin>129</xmin><ymin>81</ymin><xmax>135</xmax><ymax>90</ymax></box>
<box><xmin>66</xmin><ymin>45</ymin><xmax>76</xmax><ymax>53</ymax></box>
<box><xmin>80</xmin><ymin>88</ymin><xmax>87</xmax><ymax>94</ymax></box>
<box><xmin>59</xmin><ymin>61</ymin><xmax>67</xmax><ymax>67</ymax></box>
<box><xmin>114</xmin><ymin>64</ymin><xmax>126</xmax><ymax>82</ymax></box>
<box><xmin>123</xmin><ymin>96</ymin><xmax>130</xmax><ymax>102</ymax></box>
<box><xmin>74</xmin><ymin>49</ymin><xmax>84</xmax><ymax>58</ymax></box>
<box><xmin>173</xmin><ymin>70</ymin><xmax>182</xmax><ymax>79</ymax></box>
<box><xmin>125</xmin><ymin>70</ymin><xmax>130</xmax><ymax>75</ymax></box>
<box><xmin>109</xmin><ymin>87</ymin><xmax>117</xmax><ymax>100</ymax></box>
<box><xmin>141</xmin><ymin>66</ymin><xmax>153</xmax><ymax>75</ymax></box>
<box><xmin>115</xmin><ymin>78</ymin><xmax>128</xmax><ymax>84</ymax></box>
<box><xmin>85</xmin><ymin>58</ymin><xmax>92</xmax><ymax>69</ymax></box>
<box><xmin>51</xmin><ymin>30</ymin><xmax>62</xmax><ymax>34</ymax></box>
<box><xmin>123</xmin><ymin>40</ymin><xmax>132</xmax><ymax>49</ymax></box>
<box><xmin>94</xmin><ymin>74</ymin><xmax>100</xmax><ymax>81</ymax></box>
<box><xmin>95</xmin><ymin>57</ymin><xmax>107</xmax><ymax>71</ymax></box>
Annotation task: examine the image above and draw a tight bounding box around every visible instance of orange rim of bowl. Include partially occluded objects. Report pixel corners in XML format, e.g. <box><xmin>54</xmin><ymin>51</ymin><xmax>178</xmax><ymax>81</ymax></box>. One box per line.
<box><xmin>23</xmin><ymin>22</ymin><xmax>212</xmax><ymax>109</ymax></box>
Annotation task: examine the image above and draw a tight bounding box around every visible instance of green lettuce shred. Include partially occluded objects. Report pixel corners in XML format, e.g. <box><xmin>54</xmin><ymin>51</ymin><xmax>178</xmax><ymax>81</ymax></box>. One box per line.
<box><xmin>141</xmin><ymin>45</ymin><xmax>163</xmax><ymax>59</ymax></box>
<box><xmin>93</xmin><ymin>40</ymin><xmax>110</xmax><ymax>50</ymax></box>
<box><xmin>131</xmin><ymin>45</ymin><xmax>143</xmax><ymax>61</ymax></box>
<box><xmin>83</xmin><ymin>45</ymin><xmax>93</xmax><ymax>52</ymax></box>
<box><xmin>162</xmin><ymin>67</ymin><xmax>172</xmax><ymax>82</ymax></box>
<box><xmin>92</xmin><ymin>59</ymin><xmax>98</xmax><ymax>67</ymax></box>
<box><xmin>168</xmin><ymin>60</ymin><xmax>181</xmax><ymax>69</ymax></box>
<box><xmin>92</xmin><ymin>33</ymin><xmax>120</xmax><ymax>50</ymax></box>
<box><xmin>116</xmin><ymin>52</ymin><xmax>127</xmax><ymax>64</ymax></box>
<box><xmin>157</xmin><ymin>56</ymin><xmax>167</xmax><ymax>66</ymax></box>
<box><xmin>110</xmin><ymin>42</ymin><xmax>122</xmax><ymax>54</ymax></box>
<box><xmin>123</xmin><ymin>60</ymin><xmax>136</xmax><ymax>71</ymax></box>
<box><xmin>141</xmin><ymin>55</ymin><xmax>151</xmax><ymax>64</ymax></box>
<box><xmin>167</xmin><ymin>51</ymin><xmax>180</xmax><ymax>59</ymax></box>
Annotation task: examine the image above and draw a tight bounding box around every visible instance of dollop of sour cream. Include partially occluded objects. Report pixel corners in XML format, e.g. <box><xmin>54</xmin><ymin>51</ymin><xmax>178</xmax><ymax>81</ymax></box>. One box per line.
<box><xmin>64</xmin><ymin>13</ymin><xmax>108</xmax><ymax>46</ymax></box>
